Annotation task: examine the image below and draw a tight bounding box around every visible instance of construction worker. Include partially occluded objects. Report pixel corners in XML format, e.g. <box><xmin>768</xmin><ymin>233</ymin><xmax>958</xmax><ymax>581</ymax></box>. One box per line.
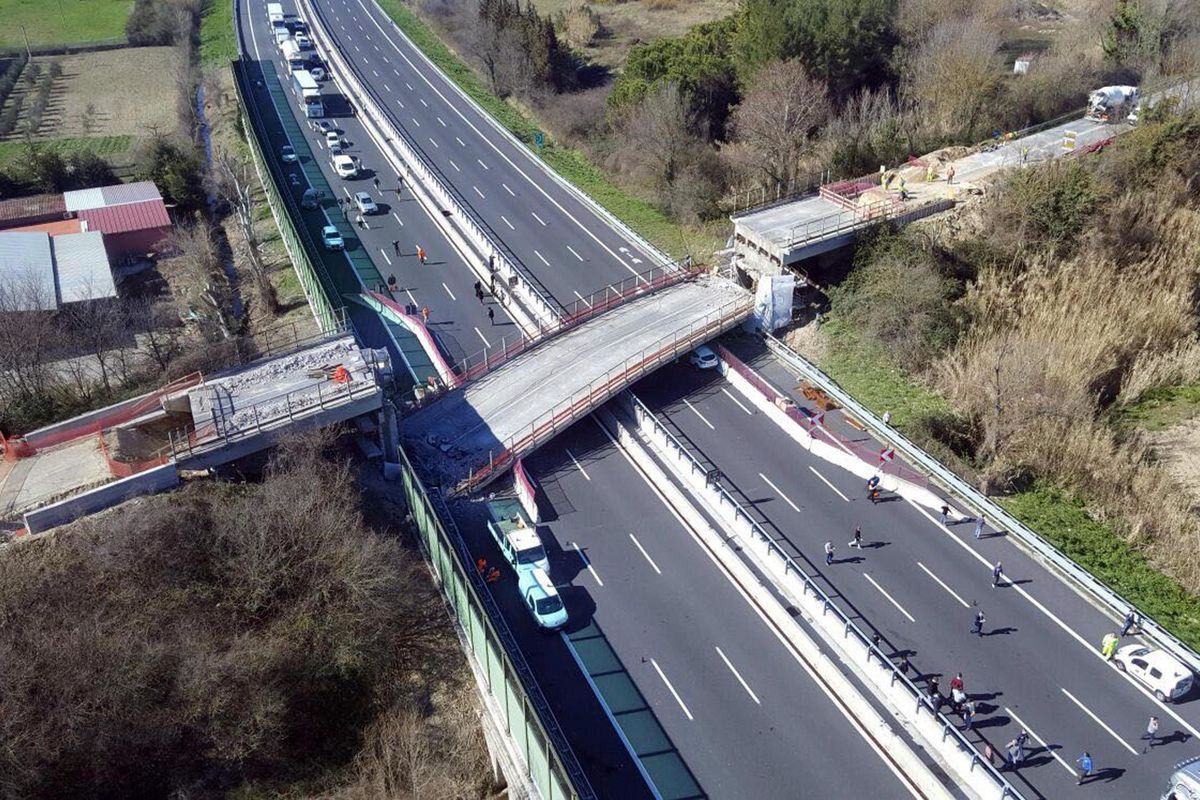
<box><xmin>947</xmin><ymin>165</ymin><xmax>956</xmax><ymax>185</ymax></box>
<box><xmin>417</xmin><ymin>245</ymin><xmax>427</xmax><ymax>265</ymax></box>
<box><xmin>331</xmin><ymin>365</ymin><xmax>351</xmax><ymax>383</ymax></box>
<box><xmin>486</xmin><ymin>567</ymin><xmax>501</xmax><ymax>584</ymax></box>
<box><xmin>1101</xmin><ymin>631</ymin><xmax>1119</xmax><ymax>660</ymax></box>
<box><xmin>476</xmin><ymin>557</ymin><xmax>487</xmax><ymax>574</ymax></box>
<box><xmin>925</xmin><ymin>163</ymin><xmax>935</xmax><ymax>182</ymax></box>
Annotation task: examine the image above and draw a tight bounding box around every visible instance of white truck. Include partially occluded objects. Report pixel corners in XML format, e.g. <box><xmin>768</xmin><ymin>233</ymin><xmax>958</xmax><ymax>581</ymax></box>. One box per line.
<box><xmin>266</xmin><ymin>2</ymin><xmax>284</xmax><ymax>23</ymax></box>
<box><xmin>1086</xmin><ymin>85</ymin><xmax>1139</xmax><ymax>123</ymax></box>
<box><xmin>280</xmin><ymin>38</ymin><xmax>306</xmax><ymax>71</ymax></box>
<box><xmin>291</xmin><ymin>69</ymin><xmax>323</xmax><ymax>118</ymax></box>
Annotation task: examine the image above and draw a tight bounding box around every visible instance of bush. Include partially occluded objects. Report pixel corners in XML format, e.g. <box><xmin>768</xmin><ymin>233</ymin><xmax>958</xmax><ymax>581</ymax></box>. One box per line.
<box><xmin>558</xmin><ymin>4</ymin><xmax>601</xmax><ymax>48</ymax></box>
<box><xmin>989</xmin><ymin>160</ymin><xmax>1102</xmax><ymax>256</ymax></box>
<box><xmin>135</xmin><ymin>134</ymin><xmax>206</xmax><ymax>212</ymax></box>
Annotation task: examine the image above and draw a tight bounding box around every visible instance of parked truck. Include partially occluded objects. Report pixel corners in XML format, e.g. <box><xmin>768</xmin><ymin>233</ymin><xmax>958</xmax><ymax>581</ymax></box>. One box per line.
<box><xmin>485</xmin><ymin>498</ymin><xmax>566</xmax><ymax>630</ymax></box>
<box><xmin>281</xmin><ymin>38</ymin><xmax>306</xmax><ymax>71</ymax></box>
<box><xmin>266</xmin><ymin>2</ymin><xmax>284</xmax><ymax>23</ymax></box>
<box><xmin>1086</xmin><ymin>85</ymin><xmax>1139</xmax><ymax>123</ymax></box>
<box><xmin>291</xmin><ymin>70</ymin><xmax>323</xmax><ymax>118</ymax></box>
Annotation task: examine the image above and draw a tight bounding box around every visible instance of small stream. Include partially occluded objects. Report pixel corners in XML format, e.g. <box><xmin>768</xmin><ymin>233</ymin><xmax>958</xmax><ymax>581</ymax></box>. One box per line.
<box><xmin>197</xmin><ymin>82</ymin><xmax>246</xmax><ymax>320</ymax></box>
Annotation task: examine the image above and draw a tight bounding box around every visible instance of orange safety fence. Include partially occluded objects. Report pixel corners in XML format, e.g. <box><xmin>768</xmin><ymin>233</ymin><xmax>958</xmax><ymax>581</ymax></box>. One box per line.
<box><xmin>96</xmin><ymin>432</ymin><xmax>171</xmax><ymax>479</ymax></box>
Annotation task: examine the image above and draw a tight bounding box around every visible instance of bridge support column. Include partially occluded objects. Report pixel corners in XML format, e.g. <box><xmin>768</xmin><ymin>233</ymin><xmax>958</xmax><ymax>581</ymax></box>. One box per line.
<box><xmin>381</xmin><ymin>401</ymin><xmax>402</xmax><ymax>480</ymax></box>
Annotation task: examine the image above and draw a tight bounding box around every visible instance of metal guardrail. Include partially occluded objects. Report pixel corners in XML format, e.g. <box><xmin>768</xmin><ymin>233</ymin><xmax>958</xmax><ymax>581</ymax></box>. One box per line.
<box><xmin>626</xmin><ymin>390</ymin><xmax>1021</xmax><ymax>799</ymax></box>
<box><xmin>763</xmin><ymin>332</ymin><xmax>1200</xmax><ymax>676</ymax></box>
<box><xmin>301</xmin><ymin>0</ymin><xmax>566</xmax><ymax>327</ymax></box>
<box><xmin>455</xmin><ymin>296</ymin><xmax>753</xmax><ymax>495</ymax></box>
<box><xmin>398</xmin><ymin>445</ymin><xmax>595</xmax><ymax>800</ymax></box>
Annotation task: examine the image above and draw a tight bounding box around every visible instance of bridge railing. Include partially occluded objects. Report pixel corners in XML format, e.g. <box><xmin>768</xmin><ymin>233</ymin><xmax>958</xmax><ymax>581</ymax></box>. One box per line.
<box><xmin>626</xmin><ymin>389</ymin><xmax>1022</xmax><ymax>800</ymax></box>
<box><xmin>454</xmin><ymin>295</ymin><xmax>753</xmax><ymax>495</ymax></box>
<box><xmin>450</xmin><ymin>265</ymin><xmax>702</xmax><ymax>386</ymax></box>
<box><xmin>397</xmin><ymin>444</ymin><xmax>595</xmax><ymax>800</ymax></box>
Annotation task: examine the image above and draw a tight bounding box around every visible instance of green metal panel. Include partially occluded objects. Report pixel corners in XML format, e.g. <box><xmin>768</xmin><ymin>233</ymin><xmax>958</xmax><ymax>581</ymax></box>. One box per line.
<box><xmin>508</xmin><ymin>676</ymin><xmax>528</xmax><ymax>761</ymax></box>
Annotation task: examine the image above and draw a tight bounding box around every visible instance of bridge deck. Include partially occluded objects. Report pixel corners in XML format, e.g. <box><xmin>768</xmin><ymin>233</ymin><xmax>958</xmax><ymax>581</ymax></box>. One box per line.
<box><xmin>403</xmin><ymin>275</ymin><xmax>753</xmax><ymax>490</ymax></box>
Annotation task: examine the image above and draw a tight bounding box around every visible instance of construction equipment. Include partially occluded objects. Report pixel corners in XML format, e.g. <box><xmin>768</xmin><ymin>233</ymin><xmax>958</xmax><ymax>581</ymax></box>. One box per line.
<box><xmin>1086</xmin><ymin>85</ymin><xmax>1139</xmax><ymax>123</ymax></box>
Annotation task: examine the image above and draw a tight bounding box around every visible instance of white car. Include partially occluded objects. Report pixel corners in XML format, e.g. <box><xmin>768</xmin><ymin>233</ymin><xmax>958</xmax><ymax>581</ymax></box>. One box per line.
<box><xmin>320</xmin><ymin>225</ymin><xmax>344</xmax><ymax>251</ymax></box>
<box><xmin>1114</xmin><ymin>644</ymin><xmax>1194</xmax><ymax>701</ymax></box>
<box><xmin>313</xmin><ymin>119</ymin><xmax>334</xmax><ymax>134</ymax></box>
<box><xmin>309</xmin><ymin>66</ymin><xmax>326</xmax><ymax>81</ymax></box>
<box><xmin>333</xmin><ymin>154</ymin><xmax>358</xmax><ymax>178</ymax></box>
<box><xmin>353</xmin><ymin>191</ymin><xmax>378</xmax><ymax>215</ymax></box>
<box><xmin>689</xmin><ymin>344</ymin><xmax>718</xmax><ymax>370</ymax></box>
<box><xmin>325</xmin><ymin>130</ymin><xmax>342</xmax><ymax>152</ymax></box>
<box><xmin>280</xmin><ymin>144</ymin><xmax>297</xmax><ymax>163</ymax></box>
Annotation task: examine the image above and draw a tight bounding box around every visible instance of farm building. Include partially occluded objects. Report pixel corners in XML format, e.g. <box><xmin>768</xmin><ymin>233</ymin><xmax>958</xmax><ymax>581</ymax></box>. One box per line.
<box><xmin>0</xmin><ymin>181</ymin><xmax>172</xmax><ymax>261</ymax></box>
<box><xmin>0</xmin><ymin>230</ymin><xmax>117</xmax><ymax>311</ymax></box>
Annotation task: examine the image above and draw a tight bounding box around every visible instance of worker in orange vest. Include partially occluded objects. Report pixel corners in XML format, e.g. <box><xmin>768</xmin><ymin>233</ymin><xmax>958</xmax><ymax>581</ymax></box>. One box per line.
<box><xmin>331</xmin><ymin>365</ymin><xmax>351</xmax><ymax>383</ymax></box>
<box><xmin>416</xmin><ymin>245</ymin><xmax>427</xmax><ymax>265</ymax></box>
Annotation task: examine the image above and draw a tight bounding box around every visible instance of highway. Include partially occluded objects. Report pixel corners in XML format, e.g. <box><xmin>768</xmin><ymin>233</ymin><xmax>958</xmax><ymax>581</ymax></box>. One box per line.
<box><xmin>239</xmin><ymin>0</ymin><xmax>520</xmax><ymax>369</ymax></box>
<box><xmin>301</xmin><ymin>0</ymin><xmax>668</xmax><ymax>311</ymax></box>
<box><xmin>631</xmin><ymin>342</ymin><xmax>1200</xmax><ymax>798</ymax></box>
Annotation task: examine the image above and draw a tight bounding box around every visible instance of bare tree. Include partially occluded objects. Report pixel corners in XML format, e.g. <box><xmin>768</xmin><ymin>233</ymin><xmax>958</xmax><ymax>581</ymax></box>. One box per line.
<box><xmin>903</xmin><ymin>14</ymin><xmax>1002</xmax><ymax>140</ymax></box>
<box><xmin>0</xmin><ymin>272</ymin><xmax>65</xmax><ymax>420</ymax></box>
<box><xmin>725</xmin><ymin>60</ymin><xmax>830</xmax><ymax>195</ymax></box>
<box><xmin>213</xmin><ymin>149</ymin><xmax>279</xmax><ymax>316</ymax></box>
<box><xmin>62</xmin><ymin>284</ymin><xmax>126</xmax><ymax>394</ymax></box>
<box><xmin>169</xmin><ymin>219</ymin><xmax>235</xmax><ymax>341</ymax></box>
<box><xmin>126</xmin><ymin>297</ymin><xmax>184</xmax><ymax>373</ymax></box>
<box><xmin>620</xmin><ymin>82</ymin><xmax>695</xmax><ymax>190</ymax></box>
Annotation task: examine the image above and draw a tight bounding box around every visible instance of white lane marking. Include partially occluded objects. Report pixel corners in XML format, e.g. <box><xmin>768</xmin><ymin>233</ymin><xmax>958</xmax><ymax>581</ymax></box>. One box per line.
<box><xmin>428</xmin><ymin>137</ymin><xmax>439</xmax><ymax>148</ymax></box>
<box><xmin>477</xmin><ymin>158</ymin><xmax>489</xmax><ymax>170</ymax></box>
<box><xmin>567</xmin><ymin>245</ymin><xmax>583</xmax><ymax>261</ymax></box>
<box><xmin>392</xmin><ymin>212</ymin><xmax>403</xmax><ymax>225</ymax></box>
<box><xmin>650</xmin><ymin>658</ymin><xmax>693</xmax><ymax>721</ymax></box>
<box><xmin>437</xmin><ymin>116</ymin><xmax>446</xmax><ymax>126</ymax></box>
<box><xmin>354</xmin><ymin>0</ymin><xmax>647</xmax><ymax>279</ymax></box>
<box><xmin>405</xmin><ymin>82</ymin><xmax>413</xmax><ymax>90</ymax></box>
<box><xmin>721</xmin><ymin>387</ymin><xmax>752</xmax><ymax>415</ymax></box>
<box><xmin>759</xmin><ymin>473</ymin><xmax>800</xmax><ymax>513</ymax></box>
<box><xmin>501</xmin><ymin>215</ymin><xmax>514</xmax><ymax>230</ymax></box>
<box><xmin>904</xmin><ymin>497</ymin><xmax>1200</xmax><ymax>743</ymax></box>
<box><xmin>341</xmin><ymin>186</ymin><xmax>352</xmax><ymax>199</ymax></box>
<box><xmin>473</xmin><ymin>185</ymin><xmax>485</xmax><ymax>199</ymax></box>
<box><xmin>371</xmin><ymin>69</ymin><xmax>379</xmax><ymax>77</ymax></box>
<box><xmin>1061</xmin><ymin>688</ymin><xmax>1139</xmax><ymax>756</ymax></box>
<box><xmin>566</xmin><ymin>447</ymin><xmax>590</xmax><ymax>480</ymax></box>
<box><xmin>571</xmin><ymin>542</ymin><xmax>603</xmax><ymax>587</ymax></box>
<box><xmin>354</xmin><ymin>44</ymin><xmax>360</xmax><ymax>52</ymax></box>
<box><xmin>394</xmin><ymin>68</ymin><xmax>401</xmax><ymax>76</ymax></box>
<box><xmin>411</xmin><ymin>117</ymin><xmax>420</xmax><ymax>127</ymax></box>
<box><xmin>807</xmin><ymin>465</ymin><xmax>850</xmax><ymax>502</ymax></box>
<box><xmin>503</xmin><ymin>183</ymin><xmax>515</xmax><ymax>196</ymax></box>
<box><xmin>405</xmin><ymin>289</ymin><xmax>418</xmax><ymax>306</ymax></box>
<box><xmin>917</xmin><ymin>562</ymin><xmax>969</xmax><ymax>608</ymax></box>
<box><xmin>474</xmin><ymin>327</ymin><xmax>491</xmax><ymax>347</ymax></box>
<box><xmin>449</xmin><ymin>159</ymin><xmax>460</xmax><ymax>171</ymax></box>
<box><xmin>442</xmin><ymin>282</ymin><xmax>456</xmax><ymax>301</ymax></box>
<box><xmin>397</xmin><ymin>100</ymin><xmax>405</xmax><ymax>108</ymax></box>
<box><xmin>379</xmin><ymin>248</ymin><xmax>392</xmax><ymax>265</ymax></box>
<box><xmin>420</xmin><ymin>98</ymin><xmax>428</xmax><ymax>107</ymax></box>
<box><xmin>863</xmin><ymin>573</ymin><xmax>916</xmax><ymax>622</ymax></box>
<box><xmin>1005</xmin><ymin>707</ymin><xmax>1077</xmax><ymax>777</ymax></box>
<box><xmin>534</xmin><ymin>250</ymin><xmax>549</xmax><ymax>266</ymax></box>
<box><xmin>531</xmin><ymin>211</ymin><xmax>547</xmax><ymax>226</ymax></box>
<box><xmin>682</xmin><ymin>399</ymin><xmax>714</xmax><ymax>430</ymax></box>
<box><xmin>592</xmin><ymin>417</ymin><xmax>926</xmax><ymax>798</ymax></box>
<box><xmin>573</xmin><ymin>290</ymin><xmax>591</xmax><ymax>308</ymax></box>
<box><xmin>629</xmin><ymin>534</ymin><xmax>662</xmax><ymax>575</ymax></box>
<box><xmin>383</xmin><ymin>83</ymin><xmax>390</xmax><ymax>91</ymax></box>
<box><xmin>456</xmin><ymin>136</ymin><xmax>466</xmax><ymax>146</ymax></box>
<box><xmin>715</xmin><ymin>646</ymin><xmax>761</xmax><ymax>705</ymax></box>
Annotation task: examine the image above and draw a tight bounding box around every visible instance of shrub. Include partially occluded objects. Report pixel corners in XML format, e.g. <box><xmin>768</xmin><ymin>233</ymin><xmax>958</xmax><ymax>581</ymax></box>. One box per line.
<box><xmin>989</xmin><ymin>160</ymin><xmax>1102</xmax><ymax>256</ymax></box>
<box><xmin>558</xmin><ymin>4</ymin><xmax>601</xmax><ymax>48</ymax></box>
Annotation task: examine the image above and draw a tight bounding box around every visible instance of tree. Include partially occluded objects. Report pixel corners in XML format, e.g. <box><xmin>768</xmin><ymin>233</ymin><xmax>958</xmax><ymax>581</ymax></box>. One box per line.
<box><xmin>63</xmin><ymin>295</ymin><xmax>126</xmax><ymax>395</ymax></box>
<box><xmin>136</xmin><ymin>134</ymin><xmax>205</xmax><ymax>212</ymax></box>
<box><xmin>725</xmin><ymin>59</ymin><xmax>830</xmax><ymax>193</ymax></box>
<box><xmin>902</xmin><ymin>15</ymin><xmax>1001</xmax><ymax>140</ymax></box>
<box><xmin>169</xmin><ymin>219</ymin><xmax>235</xmax><ymax>341</ymax></box>
<box><xmin>64</xmin><ymin>149</ymin><xmax>117</xmax><ymax>189</ymax></box>
<box><xmin>732</xmin><ymin>0</ymin><xmax>899</xmax><ymax>101</ymax></box>
<box><xmin>19</xmin><ymin>140</ymin><xmax>68</xmax><ymax>193</ymax></box>
<box><xmin>214</xmin><ymin>150</ymin><xmax>279</xmax><ymax>316</ymax></box>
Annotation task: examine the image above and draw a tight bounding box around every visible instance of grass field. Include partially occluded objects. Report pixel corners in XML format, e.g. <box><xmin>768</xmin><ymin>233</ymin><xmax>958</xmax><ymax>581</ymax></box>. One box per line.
<box><xmin>0</xmin><ymin>135</ymin><xmax>132</xmax><ymax>165</ymax></box>
<box><xmin>0</xmin><ymin>0</ymin><xmax>132</xmax><ymax>48</ymax></box>
<box><xmin>200</xmin><ymin>0</ymin><xmax>238</xmax><ymax>66</ymax></box>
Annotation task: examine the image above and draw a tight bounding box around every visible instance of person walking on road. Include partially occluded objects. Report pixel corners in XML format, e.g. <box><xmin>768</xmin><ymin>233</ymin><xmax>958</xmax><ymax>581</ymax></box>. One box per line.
<box><xmin>488</xmin><ymin>307</ymin><xmax>495</xmax><ymax>325</ymax></box>
<box><xmin>928</xmin><ymin>676</ymin><xmax>941</xmax><ymax>707</ymax></box>
<box><xmin>1121</xmin><ymin>609</ymin><xmax>1140</xmax><ymax>636</ymax></box>
<box><xmin>849</xmin><ymin>525</ymin><xmax>863</xmax><ymax>549</ymax></box>
<box><xmin>949</xmin><ymin>672</ymin><xmax>964</xmax><ymax>694</ymax></box>
<box><xmin>962</xmin><ymin>700</ymin><xmax>975</xmax><ymax>730</ymax></box>
<box><xmin>1143</xmin><ymin>716</ymin><xmax>1160</xmax><ymax>752</ymax></box>
<box><xmin>1076</xmin><ymin>752</ymin><xmax>1094</xmax><ymax>785</ymax></box>
<box><xmin>824</xmin><ymin>541</ymin><xmax>835</xmax><ymax>566</ymax></box>
<box><xmin>392</xmin><ymin>239</ymin><xmax>400</xmax><ymax>255</ymax></box>
<box><xmin>974</xmin><ymin>514</ymin><xmax>986</xmax><ymax>539</ymax></box>
<box><xmin>373</xmin><ymin>176</ymin><xmax>380</xmax><ymax>190</ymax></box>
<box><xmin>992</xmin><ymin>561</ymin><xmax>1004</xmax><ymax>588</ymax></box>
<box><xmin>417</xmin><ymin>245</ymin><xmax>427</xmax><ymax>265</ymax></box>
<box><xmin>940</xmin><ymin>503</ymin><xmax>951</xmax><ymax>525</ymax></box>
<box><xmin>972</xmin><ymin>610</ymin><xmax>986</xmax><ymax>636</ymax></box>
<box><xmin>420</xmin><ymin>306</ymin><xmax>430</xmax><ymax>323</ymax></box>
<box><xmin>947</xmin><ymin>164</ymin><xmax>956</xmax><ymax>184</ymax></box>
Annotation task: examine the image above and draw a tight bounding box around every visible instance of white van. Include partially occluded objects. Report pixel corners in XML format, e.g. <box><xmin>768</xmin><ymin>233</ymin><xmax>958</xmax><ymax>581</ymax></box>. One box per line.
<box><xmin>486</xmin><ymin>499</ymin><xmax>549</xmax><ymax>574</ymax></box>
<box><xmin>519</xmin><ymin>567</ymin><xmax>567</xmax><ymax>630</ymax></box>
<box><xmin>1114</xmin><ymin>644</ymin><xmax>1194</xmax><ymax>702</ymax></box>
<box><xmin>333</xmin><ymin>154</ymin><xmax>358</xmax><ymax>178</ymax></box>
<box><xmin>1162</xmin><ymin>755</ymin><xmax>1200</xmax><ymax>799</ymax></box>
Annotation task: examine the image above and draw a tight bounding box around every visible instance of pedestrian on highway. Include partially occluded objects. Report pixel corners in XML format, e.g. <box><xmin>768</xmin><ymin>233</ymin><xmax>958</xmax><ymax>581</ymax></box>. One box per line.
<box><xmin>392</xmin><ymin>239</ymin><xmax>400</xmax><ymax>255</ymax></box>
<box><xmin>342</xmin><ymin>204</ymin><xmax>349</xmax><ymax>221</ymax></box>
<box><xmin>962</xmin><ymin>700</ymin><xmax>975</xmax><ymax>730</ymax></box>
<box><xmin>488</xmin><ymin>307</ymin><xmax>495</xmax><ymax>325</ymax></box>
<box><xmin>1121</xmin><ymin>609</ymin><xmax>1140</xmax><ymax>636</ymax></box>
<box><xmin>849</xmin><ymin>525</ymin><xmax>863</xmax><ymax>549</ymax></box>
<box><xmin>488</xmin><ymin>253</ymin><xmax>496</xmax><ymax>272</ymax></box>
<box><xmin>417</xmin><ymin>245</ymin><xmax>427</xmax><ymax>265</ymax></box>
<box><xmin>1076</xmin><ymin>752</ymin><xmax>1093</xmax><ymax>785</ymax></box>
<box><xmin>947</xmin><ymin>165</ymin><xmax>956</xmax><ymax>185</ymax></box>
<box><xmin>476</xmin><ymin>557</ymin><xmax>487</xmax><ymax>574</ymax></box>
<box><xmin>974</xmin><ymin>514</ymin><xmax>986</xmax><ymax>539</ymax></box>
<box><xmin>991</xmin><ymin>561</ymin><xmax>1004</xmax><ymax>588</ymax></box>
<box><xmin>1006</xmin><ymin>736</ymin><xmax>1025</xmax><ymax>767</ymax></box>
<box><xmin>951</xmin><ymin>686</ymin><xmax>967</xmax><ymax>713</ymax></box>
<box><xmin>882</xmin><ymin>409</ymin><xmax>892</xmax><ymax>425</ymax></box>
<box><xmin>898</xmin><ymin>653</ymin><xmax>910</xmax><ymax>674</ymax></box>
<box><xmin>355</xmin><ymin>213</ymin><xmax>365</xmax><ymax>229</ymax></box>
<box><xmin>939</xmin><ymin>503</ymin><xmax>951</xmax><ymax>525</ymax></box>
<box><xmin>971</xmin><ymin>610</ymin><xmax>986</xmax><ymax>636</ymax></box>
<box><xmin>1143</xmin><ymin>716</ymin><xmax>1160</xmax><ymax>752</ymax></box>
<box><xmin>420</xmin><ymin>306</ymin><xmax>430</xmax><ymax>323</ymax></box>
<box><xmin>824</xmin><ymin>541</ymin><xmax>835</xmax><ymax>566</ymax></box>
<box><xmin>949</xmin><ymin>672</ymin><xmax>964</xmax><ymax>694</ymax></box>
<box><xmin>928</xmin><ymin>676</ymin><xmax>941</xmax><ymax>707</ymax></box>
<box><xmin>1021</xmin><ymin>145</ymin><xmax>1030</xmax><ymax>163</ymax></box>
<box><xmin>373</xmin><ymin>176</ymin><xmax>380</xmax><ymax>190</ymax></box>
